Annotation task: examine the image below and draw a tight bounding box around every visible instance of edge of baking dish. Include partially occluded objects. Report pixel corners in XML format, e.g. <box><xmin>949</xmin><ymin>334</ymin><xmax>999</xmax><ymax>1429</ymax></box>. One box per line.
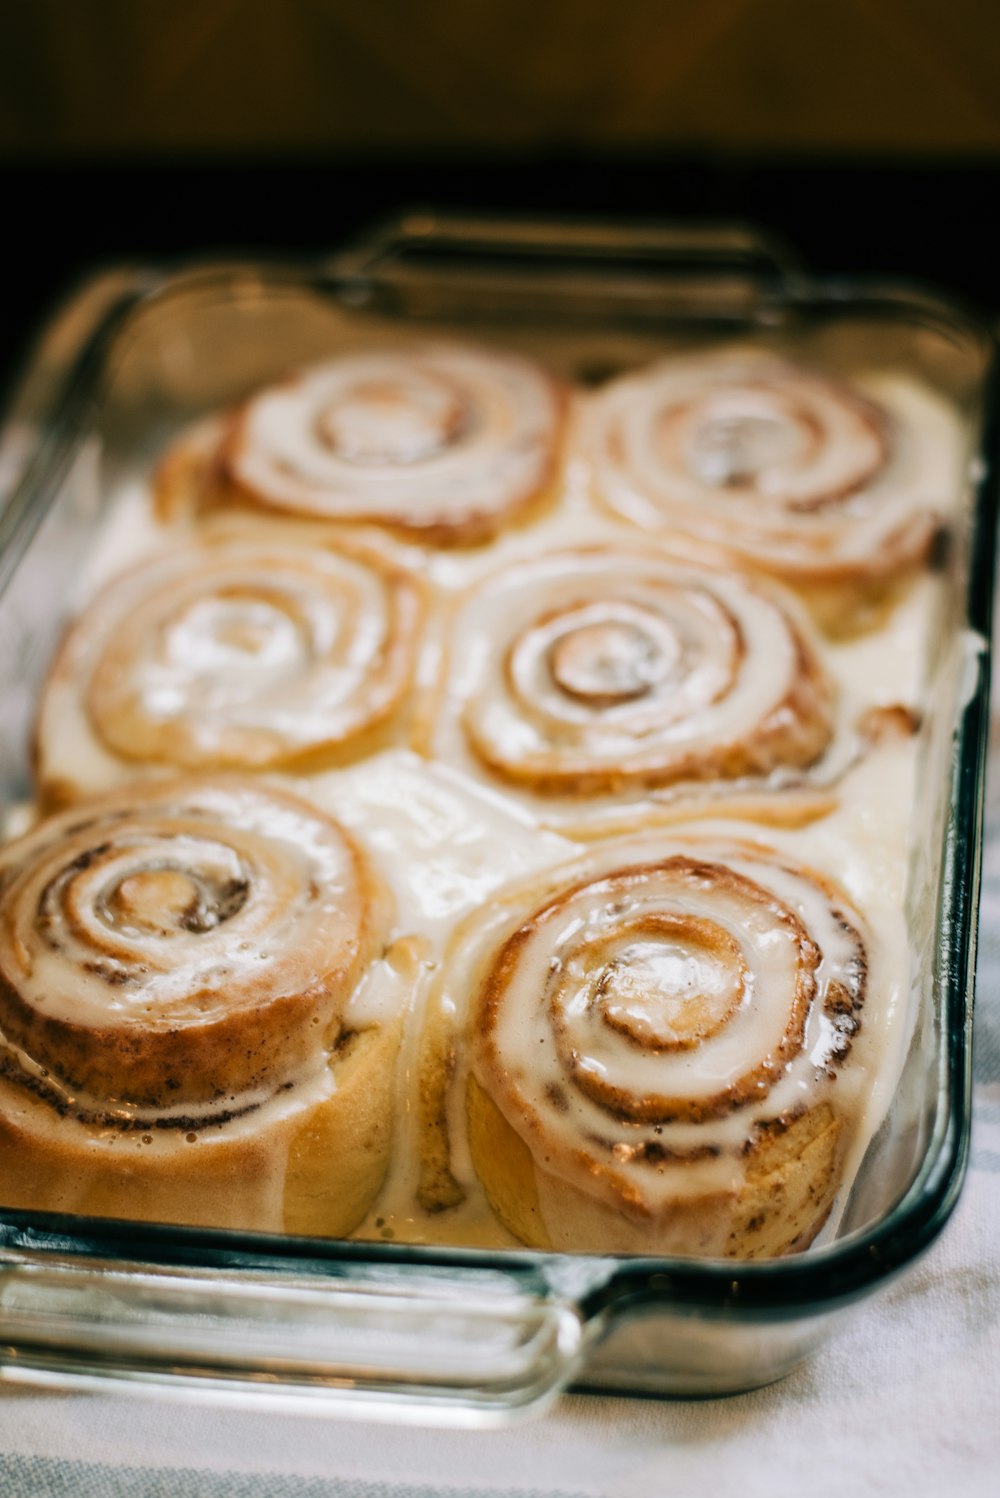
<box><xmin>0</xmin><ymin>214</ymin><xmax>994</xmax><ymax>1422</ymax></box>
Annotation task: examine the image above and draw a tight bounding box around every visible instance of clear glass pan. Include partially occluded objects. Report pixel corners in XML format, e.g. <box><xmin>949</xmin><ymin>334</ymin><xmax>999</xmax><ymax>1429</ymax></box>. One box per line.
<box><xmin>0</xmin><ymin>214</ymin><xmax>994</xmax><ymax>1421</ymax></box>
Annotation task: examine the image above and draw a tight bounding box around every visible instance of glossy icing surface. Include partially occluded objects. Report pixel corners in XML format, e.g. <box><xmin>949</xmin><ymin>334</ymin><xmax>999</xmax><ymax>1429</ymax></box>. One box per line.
<box><xmin>3</xmin><ymin>339</ymin><xmax>972</xmax><ymax>1254</ymax></box>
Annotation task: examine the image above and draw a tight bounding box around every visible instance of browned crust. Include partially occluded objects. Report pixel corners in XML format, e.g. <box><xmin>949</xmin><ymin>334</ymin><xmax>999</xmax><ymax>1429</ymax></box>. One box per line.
<box><xmin>415</xmin><ymin>996</ymin><xmax>466</xmax><ymax>1215</ymax></box>
<box><xmin>856</xmin><ymin>702</ymin><xmax>923</xmax><ymax>746</ymax></box>
<box><xmin>153</xmin><ymin>372</ymin><xmax>569</xmax><ymax>549</ymax></box>
<box><xmin>466</xmin><ymin>1071</ymin><xmax>552</xmax><ymax>1250</ymax></box>
<box><xmin>153</xmin><ymin>412</ymin><xmax>238</xmax><ymax>525</ymax></box>
<box><xmin>0</xmin><ymin>968</ymin><xmax>356</xmax><ymax>1111</ymax></box>
<box><xmin>477</xmin><ymin>857</ymin><xmax>823</xmax><ymax>1128</ymax></box>
<box><xmin>740</xmin><ymin>516</ymin><xmax>944</xmax><ymax>640</ymax></box>
<box><xmin>459</xmin><ymin>554</ymin><xmax>835</xmax><ymax>797</ymax></box>
<box><xmin>466</xmin><ymin>1072</ymin><xmax>844</xmax><ymax>1259</ymax></box>
<box><xmin>750</xmin><ymin>512</ymin><xmax>943</xmax><ymax>589</ymax></box>
<box><xmin>33</xmin><ymin>534</ymin><xmax>427</xmax><ymax>801</ymax></box>
<box><xmin>651</xmin><ymin>369</ymin><xmax>890</xmax><ymax>515</ymax></box>
<box><xmin>0</xmin><ymin>777</ymin><xmax>387</xmax><ymax>1108</ymax></box>
<box><xmin>728</xmin><ymin>1101</ymin><xmax>843</xmax><ymax>1257</ymax></box>
<box><xmin>0</xmin><ymin>1016</ymin><xmax>403</xmax><ymax>1239</ymax></box>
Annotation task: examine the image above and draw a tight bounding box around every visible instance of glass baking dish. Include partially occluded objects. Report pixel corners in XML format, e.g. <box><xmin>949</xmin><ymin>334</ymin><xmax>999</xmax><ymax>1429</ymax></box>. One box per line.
<box><xmin>0</xmin><ymin>213</ymin><xmax>994</xmax><ymax>1423</ymax></box>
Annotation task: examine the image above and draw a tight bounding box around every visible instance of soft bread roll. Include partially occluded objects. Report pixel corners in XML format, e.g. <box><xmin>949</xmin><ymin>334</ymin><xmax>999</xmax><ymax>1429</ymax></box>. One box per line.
<box><xmin>465</xmin><ymin>1075</ymin><xmax>841</xmax><ymax>1258</ymax></box>
<box><xmin>426</xmin><ymin>831</ymin><xmax>872</xmax><ymax>1258</ymax></box>
<box><xmin>154</xmin><ymin>343</ymin><xmax>565</xmax><ymax>546</ymax></box>
<box><xmin>423</xmin><ymin>547</ymin><xmax>839</xmax><ymax>835</ymax></box>
<box><xmin>582</xmin><ymin>352</ymin><xmax>948</xmax><ymax>633</ymax></box>
<box><xmin>0</xmin><ymin>776</ymin><xmax>406</xmax><ymax>1236</ymax></box>
<box><xmin>13</xmin><ymin>333</ymin><xmax>943</xmax><ymax>1260</ymax></box>
<box><xmin>35</xmin><ymin>531</ymin><xmax>424</xmax><ymax>806</ymax></box>
<box><xmin>0</xmin><ymin>1021</ymin><xmax>401</xmax><ymax>1236</ymax></box>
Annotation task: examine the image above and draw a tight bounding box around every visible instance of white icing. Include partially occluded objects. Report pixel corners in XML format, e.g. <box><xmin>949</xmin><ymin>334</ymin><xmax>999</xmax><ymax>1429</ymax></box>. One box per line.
<box><xmin>440</xmin><ymin>830</ymin><xmax>869</xmax><ymax>1219</ymax></box>
<box><xmin>2</xmin><ymin>345</ymin><xmax>971</xmax><ymax>1257</ymax></box>
<box><xmin>304</xmin><ymin>751</ymin><xmax>573</xmax><ymax>945</ymax></box>
<box><xmin>38</xmin><ymin>535</ymin><xmax>420</xmax><ymax>793</ymax></box>
<box><xmin>431</xmin><ymin>548</ymin><xmax>830</xmax><ymax>807</ymax></box>
<box><xmin>230</xmin><ymin>345</ymin><xmax>560</xmax><ymax>531</ymax></box>
<box><xmin>583</xmin><ymin>352</ymin><xmax>965</xmax><ymax>573</ymax></box>
<box><xmin>0</xmin><ymin>781</ymin><xmax>365</xmax><ymax>1034</ymax></box>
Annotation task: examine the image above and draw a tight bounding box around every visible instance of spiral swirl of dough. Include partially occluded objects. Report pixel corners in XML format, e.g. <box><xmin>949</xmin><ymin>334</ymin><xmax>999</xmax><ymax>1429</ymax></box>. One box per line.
<box><xmin>441</xmin><ymin>549</ymin><xmax>833</xmax><ymax>798</ymax></box>
<box><xmin>158</xmin><ymin>344</ymin><xmax>563</xmax><ymax>544</ymax></box>
<box><xmin>461</xmin><ymin>833</ymin><xmax>869</xmax><ymax>1256</ymax></box>
<box><xmin>585</xmin><ymin>353</ymin><xmax>940</xmax><ymax>587</ymax></box>
<box><xmin>0</xmin><ymin>777</ymin><xmax>383</xmax><ymax>1117</ymax></box>
<box><xmin>35</xmin><ymin>536</ymin><xmax>423</xmax><ymax>802</ymax></box>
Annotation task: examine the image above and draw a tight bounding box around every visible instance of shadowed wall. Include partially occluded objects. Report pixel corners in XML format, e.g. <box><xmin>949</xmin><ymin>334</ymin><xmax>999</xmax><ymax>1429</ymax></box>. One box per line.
<box><xmin>2</xmin><ymin>0</ymin><xmax>999</xmax><ymax>158</ymax></box>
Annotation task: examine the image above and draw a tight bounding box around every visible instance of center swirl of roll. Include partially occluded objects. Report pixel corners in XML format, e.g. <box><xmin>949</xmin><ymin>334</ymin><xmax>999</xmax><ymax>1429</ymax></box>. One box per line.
<box><xmin>165</xmin><ymin>588</ymin><xmax>314</xmax><ymax>687</ymax></box>
<box><xmin>584</xmin><ymin>914</ymin><xmax>747</xmax><ymax>1050</ymax></box>
<box><xmin>97</xmin><ymin>860</ymin><xmax>248</xmax><ymax>940</ymax></box>
<box><xmin>35</xmin><ymin>828</ymin><xmax>266</xmax><ymax>984</ymax></box>
<box><xmin>504</xmin><ymin>581</ymin><xmax>738</xmax><ymax>739</ymax></box>
<box><xmin>544</xmin><ymin>605</ymin><xmax>679</xmax><ymax>708</ymax></box>
<box><xmin>315</xmin><ymin>373</ymin><xmax>470</xmax><ymax>466</ymax></box>
<box><xmin>518</xmin><ymin>859</ymin><xmax>816</xmax><ymax>1125</ymax></box>
<box><xmin>676</xmin><ymin>389</ymin><xmax>818</xmax><ymax>492</ymax></box>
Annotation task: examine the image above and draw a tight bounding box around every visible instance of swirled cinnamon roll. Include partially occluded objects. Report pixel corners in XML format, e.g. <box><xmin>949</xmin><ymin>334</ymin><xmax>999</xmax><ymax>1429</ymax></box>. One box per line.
<box><xmin>0</xmin><ymin>777</ymin><xmax>406</xmax><ymax>1235</ymax></box>
<box><xmin>428</xmin><ymin>833</ymin><xmax>877</xmax><ymax>1258</ymax></box>
<box><xmin>155</xmin><ymin>344</ymin><xmax>564</xmax><ymax>545</ymax></box>
<box><xmin>35</xmin><ymin>533</ymin><xmax>423</xmax><ymax>805</ymax></box>
<box><xmin>584</xmin><ymin>352</ymin><xmax>947</xmax><ymax>630</ymax></box>
<box><xmin>424</xmin><ymin>548</ymin><xmax>836</xmax><ymax>833</ymax></box>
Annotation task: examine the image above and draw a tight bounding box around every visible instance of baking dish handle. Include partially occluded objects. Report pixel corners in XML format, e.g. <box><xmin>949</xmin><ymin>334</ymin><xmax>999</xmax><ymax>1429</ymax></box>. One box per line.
<box><xmin>329</xmin><ymin>209</ymin><xmax>803</xmax><ymax>301</ymax></box>
<box><xmin>0</xmin><ymin>1247</ymin><xmax>605</xmax><ymax>1423</ymax></box>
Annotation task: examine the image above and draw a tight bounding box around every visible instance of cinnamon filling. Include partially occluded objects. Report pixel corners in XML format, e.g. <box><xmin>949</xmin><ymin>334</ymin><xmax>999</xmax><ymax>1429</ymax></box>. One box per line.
<box><xmin>99</xmin><ymin>866</ymin><xmax>249</xmax><ymax>938</ymax></box>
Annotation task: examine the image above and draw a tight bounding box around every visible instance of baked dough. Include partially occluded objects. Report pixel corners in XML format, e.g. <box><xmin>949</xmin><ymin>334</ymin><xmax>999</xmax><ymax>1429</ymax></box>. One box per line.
<box><xmin>423</xmin><ymin>547</ymin><xmax>838</xmax><ymax>834</ymax></box>
<box><xmin>0</xmin><ymin>776</ymin><xmax>405</xmax><ymax>1236</ymax></box>
<box><xmin>583</xmin><ymin>351</ymin><xmax>946</xmax><ymax>633</ymax></box>
<box><xmin>35</xmin><ymin>530</ymin><xmax>423</xmax><ymax>804</ymax></box>
<box><xmin>425</xmin><ymin>831</ymin><xmax>870</xmax><ymax>1257</ymax></box>
<box><xmin>155</xmin><ymin>343</ymin><xmax>565</xmax><ymax>546</ymax></box>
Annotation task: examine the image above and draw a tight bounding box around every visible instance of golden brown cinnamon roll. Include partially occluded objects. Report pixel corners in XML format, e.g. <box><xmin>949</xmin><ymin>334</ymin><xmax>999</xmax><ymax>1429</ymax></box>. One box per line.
<box><xmin>35</xmin><ymin>533</ymin><xmax>423</xmax><ymax>805</ymax></box>
<box><xmin>584</xmin><ymin>353</ymin><xmax>946</xmax><ymax>630</ymax></box>
<box><xmin>0</xmin><ymin>777</ymin><xmax>405</xmax><ymax>1236</ymax></box>
<box><xmin>427</xmin><ymin>833</ymin><xmax>874</xmax><ymax>1258</ymax></box>
<box><xmin>424</xmin><ymin>548</ymin><xmax>836</xmax><ymax>834</ymax></box>
<box><xmin>155</xmin><ymin>344</ymin><xmax>564</xmax><ymax>545</ymax></box>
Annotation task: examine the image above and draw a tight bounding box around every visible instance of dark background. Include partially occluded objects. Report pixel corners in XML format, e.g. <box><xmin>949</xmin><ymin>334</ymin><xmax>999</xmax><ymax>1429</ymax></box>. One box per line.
<box><xmin>3</xmin><ymin>3</ymin><xmax>1000</xmax><ymax>371</ymax></box>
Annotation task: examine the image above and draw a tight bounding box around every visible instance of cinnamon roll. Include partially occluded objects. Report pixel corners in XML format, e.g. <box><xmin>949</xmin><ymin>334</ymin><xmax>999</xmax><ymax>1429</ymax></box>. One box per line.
<box><xmin>432</xmin><ymin>833</ymin><xmax>874</xmax><ymax>1258</ymax></box>
<box><xmin>424</xmin><ymin>548</ymin><xmax>836</xmax><ymax>833</ymax></box>
<box><xmin>155</xmin><ymin>344</ymin><xmax>564</xmax><ymax>545</ymax></box>
<box><xmin>584</xmin><ymin>352</ymin><xmax>946</xmax><ymax>629</ymax></box>
<box><xmin>0</xmin><ymin>777</ymin><xmax>405</xmax><ymax>1236</ymax></box>
<box><xmin>35</xmin><ymin>532</ymin><xmax>423</xmax><ymax>805</ymax></box>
